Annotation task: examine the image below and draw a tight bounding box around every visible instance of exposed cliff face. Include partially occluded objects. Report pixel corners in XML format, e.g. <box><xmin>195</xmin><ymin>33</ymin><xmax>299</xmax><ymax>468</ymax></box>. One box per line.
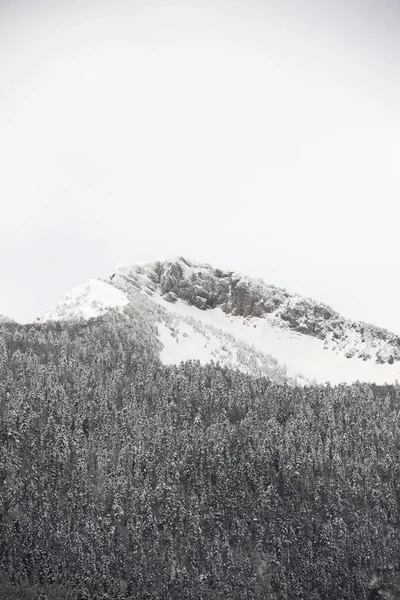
<box><xmin>111</xmin><ymin>257</ymin><xmax>289</xmax><ymax>316</ymax></box>
<box><xmin>109</xmin><ymin>256</ymin><xmax>400</xmax><ymax>366</ymax></box>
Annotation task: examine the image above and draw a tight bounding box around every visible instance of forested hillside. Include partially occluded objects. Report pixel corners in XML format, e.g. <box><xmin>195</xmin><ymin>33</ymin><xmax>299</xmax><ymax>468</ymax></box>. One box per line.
<box><xmin>1</xmin><ymin>317</ymin><xmax>400</xmax><ymax>599</ymax></box>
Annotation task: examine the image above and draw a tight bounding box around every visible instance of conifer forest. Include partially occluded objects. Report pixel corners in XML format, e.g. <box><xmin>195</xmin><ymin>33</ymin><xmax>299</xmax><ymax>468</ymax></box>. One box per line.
<box><xmin>1</xmin><ymin>316</ymin><xmax>399</xmax><ymax>599</ymax></box>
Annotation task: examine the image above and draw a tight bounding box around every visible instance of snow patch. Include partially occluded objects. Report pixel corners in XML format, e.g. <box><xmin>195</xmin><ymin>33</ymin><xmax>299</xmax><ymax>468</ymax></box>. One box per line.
<box><xmin>154</xmin><ymin>294</ymin><xmax>400</xmax><ymax>385</ymax></box>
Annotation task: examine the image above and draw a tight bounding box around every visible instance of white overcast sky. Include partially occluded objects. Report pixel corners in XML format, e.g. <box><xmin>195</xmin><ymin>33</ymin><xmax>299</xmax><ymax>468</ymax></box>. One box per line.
<box><xmin>1</xmin><ymin>0</ymin><xmax>400</xmax><ymax>329</ymax></box>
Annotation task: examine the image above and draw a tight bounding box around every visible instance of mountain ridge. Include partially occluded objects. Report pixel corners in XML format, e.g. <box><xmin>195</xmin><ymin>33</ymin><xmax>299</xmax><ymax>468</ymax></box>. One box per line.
<box><xmin>37</xmin><ymin>256</ymin><xmax>400</xmax><ymax>384</ymax></box>
<box><xmin>110</xmin><ymin>257</ymin><xmax>400</xmax><ymax>364</ymax></box>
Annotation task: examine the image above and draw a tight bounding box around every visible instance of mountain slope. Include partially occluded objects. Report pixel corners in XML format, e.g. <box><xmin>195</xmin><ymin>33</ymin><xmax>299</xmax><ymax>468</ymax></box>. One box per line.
<box><xmin>39</xmin><ymin>279</ymin><xmax>130</xmax><ymax>321</ymax></box>
<box><xmin>37</xmin><ymin>257</ymin><xmax>400</xmax><ymax>384</ymax></box>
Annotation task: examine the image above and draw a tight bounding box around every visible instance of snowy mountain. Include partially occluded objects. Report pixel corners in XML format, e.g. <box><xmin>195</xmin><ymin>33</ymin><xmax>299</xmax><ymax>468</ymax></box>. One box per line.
<box><xmin>37</xmin><ymin>256</ymin><xmax>400</xmax><ymax>385</ymax></box>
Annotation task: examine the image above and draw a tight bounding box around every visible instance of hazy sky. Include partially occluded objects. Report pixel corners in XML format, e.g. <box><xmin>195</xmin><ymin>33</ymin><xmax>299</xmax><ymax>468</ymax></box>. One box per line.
<box><xmin>1</xmin><ymin>0</ymin><xmax>400</xmax><ymax>329</ymax></box>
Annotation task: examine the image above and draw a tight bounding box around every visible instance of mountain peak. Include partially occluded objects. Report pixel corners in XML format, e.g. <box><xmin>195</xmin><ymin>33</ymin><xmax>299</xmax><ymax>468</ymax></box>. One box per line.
<box><xmin>37</xmin><ymin>257</ymin><xmax>400</xmax><ymax>384</ymax></box>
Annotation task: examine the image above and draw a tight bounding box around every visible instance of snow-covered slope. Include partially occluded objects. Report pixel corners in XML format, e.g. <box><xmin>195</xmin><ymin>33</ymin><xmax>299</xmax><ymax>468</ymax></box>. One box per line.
<box><xmin>38</xmin><ymin>279</ymin><xmax>129</xmax><ymax>322</ymax></box>
<box><xmin>37</xmin><ymin>257</ymin><xmax>400</xmax><ymax>385</ymax></box>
